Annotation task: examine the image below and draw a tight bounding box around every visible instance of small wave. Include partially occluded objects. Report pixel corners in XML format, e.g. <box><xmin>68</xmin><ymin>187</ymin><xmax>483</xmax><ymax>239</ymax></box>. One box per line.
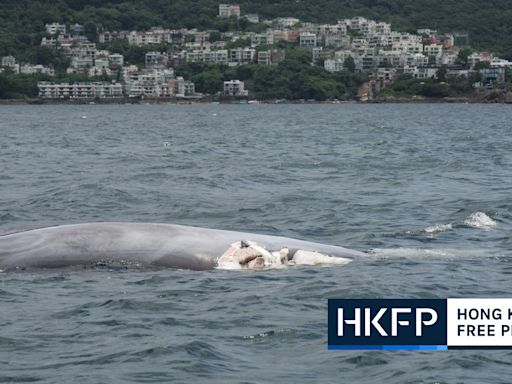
<box><xmin>370</xmin><ymin>247</ymin><xmax>496</xmax><ymax>259</ymax></box>
<box><xmin>464</xmin><ymin>212</ymin><xmax>496</xmax><ymax>229</ymax></box>
<box><xmin>423</xmin><ymin>223</ymin><xmax>453</xmax><ymax>234</ymax></box>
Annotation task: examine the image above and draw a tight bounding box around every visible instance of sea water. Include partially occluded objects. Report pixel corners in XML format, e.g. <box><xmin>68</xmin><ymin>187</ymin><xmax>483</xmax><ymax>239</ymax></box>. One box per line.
<box><xmin>0</xmin><ymin>104</ymin><xmax>511</xmax><ymax>383</ymax></box>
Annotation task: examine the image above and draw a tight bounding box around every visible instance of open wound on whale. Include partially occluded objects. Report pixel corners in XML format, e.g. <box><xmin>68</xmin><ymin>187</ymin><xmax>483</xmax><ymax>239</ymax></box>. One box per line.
<box><xmin>217</xmin><ymin>240</ymin><xmax>351</xmax><ymax>270</ymax></box>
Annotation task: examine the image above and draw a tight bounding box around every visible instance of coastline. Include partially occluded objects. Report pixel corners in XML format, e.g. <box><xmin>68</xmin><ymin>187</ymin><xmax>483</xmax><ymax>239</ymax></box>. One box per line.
<box><xmin>1</xmin><ymin>96</ymin><xmax>512</xmax><ymax>105</ymax></box>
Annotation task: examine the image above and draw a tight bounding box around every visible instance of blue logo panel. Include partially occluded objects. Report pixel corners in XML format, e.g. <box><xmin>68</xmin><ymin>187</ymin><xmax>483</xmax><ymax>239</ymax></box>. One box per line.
<box><xmin>328</xmin><ymin>299</ymin><xmax>447</xmax><ymax>350</ymax></box>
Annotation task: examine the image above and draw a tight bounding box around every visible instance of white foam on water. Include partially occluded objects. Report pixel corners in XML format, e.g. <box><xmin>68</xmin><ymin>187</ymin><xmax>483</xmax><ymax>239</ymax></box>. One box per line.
<box><xmin>370</xmin><ymin>247</ymin><xmax>496</xmax><ymax>260</ymax></box>
<box><xmin>423</xmin><ymin>223</ymin><xmax>453</xmax><ymax>234</ymax></box>
<box><xmin>464</xmin><ymin>212</ymin><xmax>497</xmax><ymax>229</ymax></box>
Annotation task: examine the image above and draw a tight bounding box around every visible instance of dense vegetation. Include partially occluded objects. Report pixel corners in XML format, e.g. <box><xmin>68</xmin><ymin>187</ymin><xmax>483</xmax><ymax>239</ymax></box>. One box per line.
<box><xmin>1</xmin><ymin>1</ymin><xmax>510</xmax><ymax>99</ymax></box>
<box><xmin>1</xmin><ymin>0</ymin><xmax>512</xmax><ymax>58</ymax></box>
<box><xmin>378</xmin><ymin>74</ymin><xmax>477</xmax><ymax>99</ymax></box>
<box><xmin>176</xmin><ymin>48</ymin><xmax>367</xmax><ymax>100</ymax></box>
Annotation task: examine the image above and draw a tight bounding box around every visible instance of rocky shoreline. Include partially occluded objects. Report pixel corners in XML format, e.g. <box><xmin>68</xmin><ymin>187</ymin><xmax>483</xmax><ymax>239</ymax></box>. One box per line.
<box><xmin>1</xmin><ymin>95</ymin><xmax>512</xmax><ymax>105</ymax></box>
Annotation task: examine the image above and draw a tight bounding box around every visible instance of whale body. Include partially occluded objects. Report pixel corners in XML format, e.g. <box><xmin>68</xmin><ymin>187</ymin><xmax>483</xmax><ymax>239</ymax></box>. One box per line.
<box><xmin>0</xmin><ymin>223</ymin><xmax>365</xmax><ymax>271</ymax></box>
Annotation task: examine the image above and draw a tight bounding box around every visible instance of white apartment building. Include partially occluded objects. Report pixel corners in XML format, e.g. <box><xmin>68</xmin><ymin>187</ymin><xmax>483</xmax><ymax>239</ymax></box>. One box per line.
<box><xmin>145</xmin><ymin>51</ymin><xmax>169</xmax><ymax>68</ymax></box>
<box><xmin>1</xmin><ymin>55</ymin><xmax>16</xmax><ymax>67</ymax></box>
<box><xmin>20</xmin><ymin>64</ymin><xmax>55</xmax><ymax>76</ymax></box>
<box><xmin>251</xmin><ymin>32</ymin><xmax>274</xmax><ymax>47</ymax></box>
<box><xmin>275</xmin><ymin>17</ymin><xmax>300</xmax><ymax>28</ymax></box>
<box><xmin>229</xmin><ymin>48</ymin><xmax>256</xmax><ymax>64</ymax></box>
<box><xmin>38</xmin><ymin>82</ymin><xmax>123</xmax><ymax>98</ymax></box>
<box><xmin>45</xmin><ymin>23</ymin><xmax>66</xmax><ymax>35</ymax></box>
<box><xmin>423</xmin><ymin>44</ymin><xmax>444</xmax><ymax>57</ymax></box>
<box><xmin>299</xmin><ymin>32</ymin><xmax>317</xmax><ymax>49</ymax></box>
<box><xmin>324</xmin><ymin>59</ymin><xmax>345</xmax><ymax>72</ymax></box>
<box><xmin>224</xmin><ymin>80</ymin><xmax>248</xmax><ymax>96</ymax></box>
<box><xmin>219</xmin><ymin>4</ymin><xmax>240</xmax><ymax>18</ymax></box>
<box><xmin>109</xmin><ymin>53</ymin><xmax>124</xmax><ymax>67</ymax></box>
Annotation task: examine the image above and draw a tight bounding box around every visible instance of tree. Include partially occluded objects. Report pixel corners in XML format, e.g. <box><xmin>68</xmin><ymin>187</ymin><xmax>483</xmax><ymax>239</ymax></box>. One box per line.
<box><xmin>437</xmin><ymin>65</ymin><xmax>448</xmax><ymax>82</ymax></box>
<box><xmin>474</xmin><ymin>61</ymin><xmax>490</xmax><ymax>70</ymax></box>
<box><xmin>344</xmin><ymin>56</ymin><xmax>356</xmax><ymax>72</ymax></box>
<box><xmin>456</xmin><ymin>48</ymin><xmax>474</xmax><ymax>65</ymax></box>
<box><xmin>84</xmin><ymin>22</ymin><xmax>98</xmax><ymax>42</ymax></box>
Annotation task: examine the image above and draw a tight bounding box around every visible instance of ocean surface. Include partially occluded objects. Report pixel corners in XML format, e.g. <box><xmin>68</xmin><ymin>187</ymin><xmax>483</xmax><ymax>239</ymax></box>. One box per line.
<box><xmin>0</xmin><ymin>103</ymin><xmax>511</xmax><ymax>383</ymax></box>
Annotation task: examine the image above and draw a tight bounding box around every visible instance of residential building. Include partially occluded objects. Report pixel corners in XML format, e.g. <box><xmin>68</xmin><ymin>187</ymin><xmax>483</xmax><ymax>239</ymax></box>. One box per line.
<box><xmin>480</xmin><ymin>67</ymin><xmax>506</xmax><ymax>85</ymax></box>
<box><xmin>244</xmin><ymin>14</ymin><xmax>259</xmax><ymax>23</ymax></box>
<box><xmin>299</xmin><ymin>32</ymin><xmax>317</xmax><ymax>49</ymax></box>
<box><xmin>257</xmin><ymin>50</ymin><xmax>271</xmax><ymax>65</ymax></box>
<box><xmin>251</xmin><ymin>31</ymin><xmax>274</xmax><ymax>47</ymax></box>
<box><xmin>37</xmin><ymin>82</ymin><xmax>124</xmax><ymax>98</ymax></box>
<box><xmin>453</xmin><ymin>33</ymin><xmax>469</xmax><ymax>48</ymax></box>
<box><xmin>229</xmin><ymin>48</ymin><xmax>255</xmax><ymax>64</ymax></box>
<box><xmin>45</xmin><ymin>23</ymin><xmax>66</xmax><ymax>35</ymax></box>
<box><xmin>275</xmin><ymin>17</ymin><xmax>300</xmax><ymax>28</ymax></box>
<box><xmin>224</xmin><ymin>80</ymin><xmax>248</xmax><ymax>96</ymax></box>
<box><xmin>219</xmin><ymin>4</ymin><xmax>240</xmax><ymax>18</ymax></box>
<box><xmin>145</xmin><ymin>51</ymin><xmax>169</xmax><ymax>69</ymax></box>
<box><xmin>20</xmin><ymin>64</ymin><xmax>55</xmax><ymax>76</ymax></box>
<box><xmin>1</xmin><ymin>55</ymin><xmax>16</xmax><ymax>67</ymax></box>
<box><xmin>109</xmin><ymin>54</ymin><xmax>124</xmax><ymax>68</ymax></box>
<box><xmin>468</xmin><ymin>52</ymin><xmax>493</xmax><ymax>68</ymax></box>
<box><xmin>70</xmin><ymin>24</ymin><xmax>85</xmax><ymax>35</ymax></box>
<box><xmin>324</xmin><ymin>59</ymin><xmax>345</xmax><ymax>72</ymax></box>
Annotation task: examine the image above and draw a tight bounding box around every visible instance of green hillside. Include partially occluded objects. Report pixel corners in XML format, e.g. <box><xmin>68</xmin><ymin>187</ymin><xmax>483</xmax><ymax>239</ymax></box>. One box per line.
<box><xmin>1</xmin><ymin>0</ymin><xmax>512</xmax><ymax>58</ymax></box>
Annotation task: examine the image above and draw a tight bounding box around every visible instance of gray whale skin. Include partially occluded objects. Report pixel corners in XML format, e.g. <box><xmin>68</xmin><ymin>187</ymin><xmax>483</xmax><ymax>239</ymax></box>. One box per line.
<box><xmin>0</xmin><ymin>223</ymin><xmax>365</xmax><ymax>271</ymax></box>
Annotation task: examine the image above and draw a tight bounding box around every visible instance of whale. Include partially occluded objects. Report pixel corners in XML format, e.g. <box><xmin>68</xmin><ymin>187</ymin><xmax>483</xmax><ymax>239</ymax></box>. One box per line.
<box><xmin>0</xmin><ymin>222</ymin><xmax>365</xmax><ymax>271</ymax></box>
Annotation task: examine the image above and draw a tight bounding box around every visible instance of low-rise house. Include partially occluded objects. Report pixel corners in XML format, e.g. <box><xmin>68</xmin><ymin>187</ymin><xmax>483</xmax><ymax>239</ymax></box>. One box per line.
<box><xmin>299</xmin><ymin>32</ymin><xmax>317</xmax><ymax>49</ymax></box>
<box><xmin>244</xmin><ymin>14</ymin><xmax>259</xmax><ymax>23</ymax></box>
<box><xmin>219</xmin><ymin>4</ymin><xmax>240</xmax><ymax>18</ymax></box>
<box><xmin>480</xmin><ymin>67</ymin><xmax>506</xmax><ymax>85</ymax></box>
<box><xmin>311</xmin><ymin>47</ymin><xmax>323</xmax><ymax>63</ymax></box>
<box><xmin>38</xmin><ymin>82</ymin><xmax>123</xmax><ymax>98</ymax></box>
<box><xmin>423</xmin><ymin>44</ymin><xmax>443</xmax><ymax>57</ymax></box>
<box><xmin>417</xmin><ymin>29</ymin><xmax>437</xmax><ymax>36</ymax></box>
<box><xmin>99</xmin><ymin>31</ymin><xmax>131</xmax><ymax>44</ymax></box>
<box><xmin>68</xmin><ymin>56</ymin><xmax>94</xmax><ymax>72</ymax></box>
<box><xmin>41</xmin><ymin>37</ymin><xmax>57</xmax><ymax>47</ymax></box>
<box><xmin>224</xmin><ymin>80</ymin><xmax>248</xmax><ymax>96</ymax></box>
<box><xmin>405</xmin><ymin>53</ymin><xmax>428</xmax><ymax>67</ymax></box>
<box><xmin>453</xmin><ymin>33</ymin><xmax>469</xmax><ymax>48</ymax></box>
<box><xmin>46</xmin><ymin>23</ymin><xmax>66</xmax><ymax>35</ymax></box>
<box><xmin>374</xmin><ymin>67</ymin><xmax>396</xmax><ymax>81</ymax></box>
<box><xmin>284</xmin><ymin>30</ymin><xmax>300</xmax><ymax>43</ymax></box>
<box><xmin>1</xmin><ymin>55</ymin><xmax>17</xmax><ymax>68</ymax></box>
<box><xmin>70</xmin><ymin>24</ymin><xmax>85</xmax><ymax>35</ymax></box>
<box><xmin>186</xmin><ymin>50</ymin><xmax>228</xmax><ymax>65</ymax></box>
<box><xmin>145</xmin><ymin>51</ymin><xmax>169</xmax><ymax>69</ymax></box>
<box><xmin>109</xmin><ymin>54</ymin><xmax>124</xmax><ymax>68</ymax></box>
<box><xmin>468</xmin><ymin>52</ymin><xmax>493</xmax><ymax>68</ymax></box>
<box><xmin>20</xmin><ymin>64</ymin><xmax>55</xmax><ymax>76</ymax></box>
<box><xmin>250</xmin><ymin>31</ymin><xmax>274</xmax><ymax>47</ymax></box>
<box><xmin>257</xmin><ymin>50</ymin><xmax>271</xmax><ymax>65</ymax></box>
<box><xmin>127</xmin><ymin>28</ymin><xmax>173</xmax><ymax>46</ymax></box>
<box><xmin>489</xmin><ymin>58</ymin><xmax>512</xmax><ymax>67</ymax></box>
<box><xmin>324</xmin><ymin>59</ymin><xmax>345</xmax><ymax>72</ymax></box>
<box><xmin>417</xmin><ymin>66</ymin><xmax>439</xmax><ymax>79</ymax></box>
<box><xmin>274</xmin><ymin>17</ymin><xmax>300</xmax><ymax>28</ymax></box>
<box><xmin>324</xmin><ymin>34</ymin><xmax>350</xmax><ymax>49</ymax></box>
<box><xmin>441</xmin><ymin>50</ymin><xmax>458</xmax><ymax>65</ymax></box>
<box><xmin>229</xmin><ymin>48</ymin><xmax>255</xmax><ymax>65</ymax></box>
<box><xmin>446</xmin><ymin>68</ymin><xmax>474</xmax><ymax>78</ymax></box>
